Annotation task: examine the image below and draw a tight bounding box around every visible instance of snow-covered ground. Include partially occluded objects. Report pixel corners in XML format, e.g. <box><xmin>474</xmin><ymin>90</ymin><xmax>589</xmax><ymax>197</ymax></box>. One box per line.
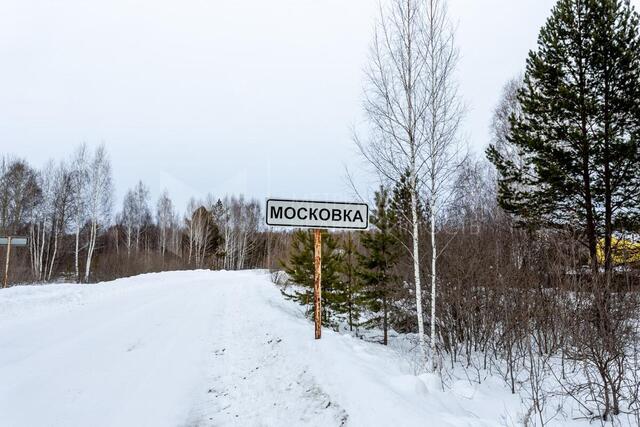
<box><xmin>0</xmin><ymin>270</ymin><xmax>592</xmax><ymax>426</ymax></box>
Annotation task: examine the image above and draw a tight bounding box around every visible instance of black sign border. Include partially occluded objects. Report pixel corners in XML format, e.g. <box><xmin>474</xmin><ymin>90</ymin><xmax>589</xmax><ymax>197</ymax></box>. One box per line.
<box><xmin>265</xmin><ymin>198</ymin><xmax>369</xmax><ymax>230</ymax></box>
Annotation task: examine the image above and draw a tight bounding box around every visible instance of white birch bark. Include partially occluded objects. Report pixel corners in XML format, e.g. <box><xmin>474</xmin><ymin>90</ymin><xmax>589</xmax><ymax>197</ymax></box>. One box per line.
<box><xmin>47</xmin><ymin>227</ymin><xmax>58</xmax><ymax>281</ymax></box>
<box><xmin>84</xmin><ymin>219</ymin><xmax>96</xmax><ymax>281</ymax></box>
<box><xmin>356</xmin><ymin>0</ymin><xmax>464</xmax><ymax>370</ymax></box>
<box><xmin>75</xmin><ymin>226</ymin><xmax>80</xmax><ymax>282</ymax></box>
<box><xmin>410</xmin><ymin>183</ymin><xmax>426</xmax><ymax>352</ymax></box>
<box><xmin>429</xmin><ymin>194</ymin><xmax>437</xmax><ymax>369</ymax></box>
<box><xmin>83</xmin><ymin>145</ymin><xmax>113</xmax><ymax>282</ymax></box>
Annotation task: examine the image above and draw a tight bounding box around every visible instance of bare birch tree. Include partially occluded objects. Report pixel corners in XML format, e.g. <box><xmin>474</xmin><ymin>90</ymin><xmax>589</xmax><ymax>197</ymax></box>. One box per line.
<box><xmin>356</xmin><ymin>0</ymin><xmax>463</xmax><ymax>369</ymax></box>
<box><xmin>29</xmin><ymin>161</ymin><xmax>53</xmax><ymax>281</ymax></box>
<box><xmin>234</xmin><ymin>199</ymin><xmax>260</xmax><ymax>270</ymax></box>
<box><xmin>156</xmin><ymin>190</ymin><xmax>173</xmax><ymax>258</ymax></box>
<box><xmin>422</xmin><ymin>0</ymin><xmax>465</xmax><ymax>371</ymax></box>
<box><xmin>46</xmin><ymin>161</ymin><xmax>74</xmax><ymax>281</ymax></box>
<box><xmin>169</xmin><ymin>211</ymin><xmax>182</xmax><ymax>257</ymax></box>
<box><xmin>191</xmin><ymin>206</ymin><xmax>212</xmax><ymax>268</ymax></box>
<box><xmin>185</xmin><ymin>198</ymin><xmax>198</xmax><ymax>265</ymax></box>
<box><xmin>84</xmin><ymin>145</ymin><xmax>113</xmax><ymax>282</ymax></box>
<box><xmin>120</xmin><ymin>190</ymin><xmax>136</xmax><ymax>258</ymax></box>
<box><xmin>132</xmin><ymin>181</ymin><xmax>150</xmax><ymax>254</ymax></box>
<box><xmin>70</xmin><ymin>144</ymin><xmax>89</xmax><ymax>282</ymax></box>
<box><xmin>29</xmin><ymin>160</ymin><xmax>75</xmax><ymax>282</ymax></box>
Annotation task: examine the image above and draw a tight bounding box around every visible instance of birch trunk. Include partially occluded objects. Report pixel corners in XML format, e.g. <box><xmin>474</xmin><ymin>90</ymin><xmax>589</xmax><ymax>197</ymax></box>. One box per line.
<box><xmin>75</xmin><ymin>225</ymin><xmax>80</xmax><ymax>283</ymax></box>
<box><xmin>429</xmin><ymin>194</ymin><xmax>437</xmax><ymax>370</ymax></box>
<box><xmin>188</xmin><ymin>224</ymin><xmax>193</xmax><ymax>265</ymax></box>
<box><xmin>47</xmin><ymin>229</ymin><xmax>58</xmax><ymax>281</ymax></box>
<box><xmin>29</xmin><ymin>223</ymin><xmax>38</xmax><ymax>280</ymax></box>
<box><xmin>411</xmin><ymin>187</ymin><xmax>426</xmax><ymax>356</ymax></box>
<box><xmin>356</xmin><ymin>0</ymin><xmax>462</xmax><ymax>372</ymax></box>
<box><xmin>40</xmin><ymin>223</ymin><xmax>46</xmax><ymax>280</ymax></box>
<box><xmin>84</xmin><ymin>220</ymin><xmax>96</xmax><ymax>282</ymax></box>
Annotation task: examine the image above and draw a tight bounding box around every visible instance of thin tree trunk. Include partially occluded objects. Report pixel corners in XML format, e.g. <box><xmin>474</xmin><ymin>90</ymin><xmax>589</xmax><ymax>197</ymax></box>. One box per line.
<box><xmin>39</xmin><ymin>222</ymin><xmax>46</xmax><ymax>281</ymax></box>
<box><xmin>577</xmin><ymin>27</ymin><xmax>598</xmax><ymax>273</ymax></box>
<box><xmin>188</xmin><ymin>225</ymin><xmax>193</xmax><ymax>265</ymax></box>
<box><xmin>430</xmin><ymin>195</ymin><xmax>437</xmax><ymax>371</ymax></box>
<box><xmin>85</xmin><ymin>220</ymin><xmax>96</xmax><ymax>282</ymax></box>
<box><xmin>47</xmin><ymin>229</ymin><xmax>58</xmax><ymax>281</ymax></box>
<box><xmin>29</xmin><ymin>224</ymin><xmax>36</xmax><ymax>279</ymax></box>
<box><xmin>75</xmin><ymin>225</ymin><xmax>80</xmax><ymax>283</ymax></box>
<box><xmin>113</xmin><ymin>227</ymin><xmax>119</xmax><ymax>256</ymax></box>
<box><xmin>30</xmin><ymin>223</ymin><xmax>39</xmax><ymax>280</ymax></box>
<box><xmin>411</xmin><ymin>186</ymin><xmax>426</xmax><ymax>359</ymax></box>
<box><xmin>603</xmin><ymin>62</ymin><xmax>613</xmax><ymax>277</ymax></box>
<box><xmin>383</xmin><ymin>295</ymin><xmax>388</xmax><ymax>346</ymax></box>
<box><xmin>127</xmin><ymin>226</ymin><xmax>132</xmax><ymax>258</ymax></box>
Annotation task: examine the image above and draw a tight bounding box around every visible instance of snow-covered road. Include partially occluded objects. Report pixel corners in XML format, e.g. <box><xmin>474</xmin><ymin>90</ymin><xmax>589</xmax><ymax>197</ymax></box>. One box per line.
<box><xmin>0</xmin><ymin>271</ymin><xmax>517</xmax><ymax>427</ymax></box>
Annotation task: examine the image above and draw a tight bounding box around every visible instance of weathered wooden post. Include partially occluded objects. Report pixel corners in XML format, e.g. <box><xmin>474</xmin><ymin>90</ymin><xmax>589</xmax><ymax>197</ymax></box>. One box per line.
<box><xmin>313</xmin><ymin>229</ymin><xmax>322</xmax><ymax>339</ymax></box>
<box><xmin>265</xmin><ymin>199</ymin><xmax>369</xmax><ymax>340</ymax></box>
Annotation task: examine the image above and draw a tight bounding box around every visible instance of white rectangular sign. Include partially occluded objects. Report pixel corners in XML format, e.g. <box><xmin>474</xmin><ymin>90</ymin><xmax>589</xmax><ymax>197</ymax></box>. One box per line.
<box><xmin>0</xmin><ymin>237</ymin><xmax>28</xmax><ymax>246</ymax></box>
<box><xmin>266</xmin><ymin>199</ymin><xmax>368</xmax><ymax>230</ymax></box>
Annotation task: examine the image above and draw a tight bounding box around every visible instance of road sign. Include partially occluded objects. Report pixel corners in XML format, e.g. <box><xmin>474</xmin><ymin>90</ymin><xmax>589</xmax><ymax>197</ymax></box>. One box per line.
<box><xmin>0</xmin><ymin>237</ymin><xmax>28</xmax><ymax>246</ymax></box>
<box><xmin>266</xmin><ymin>199</ymin><xmax>368</xmax><ymax>230</ymax></box>
<box><xmin>265</xmin><ymin>199</ymin><xmax>369</xmax><ymax>340</ymax></box>
<box><xmin>2</xmin><ymin>236</ymin><xmax>29</xmax><ymax>288</ymax></box>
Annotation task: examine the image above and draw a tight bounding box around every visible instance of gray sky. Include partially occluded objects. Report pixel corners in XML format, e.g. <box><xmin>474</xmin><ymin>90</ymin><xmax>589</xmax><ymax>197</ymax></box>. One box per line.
<box><xmin>3</xmin><ymin>0</ymin><xmax>626</xmax><ymax>212</ymax></box>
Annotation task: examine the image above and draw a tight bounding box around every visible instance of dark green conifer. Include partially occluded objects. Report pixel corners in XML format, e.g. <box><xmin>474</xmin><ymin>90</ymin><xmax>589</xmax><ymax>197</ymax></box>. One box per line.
<box><xmin>340</xmin><ymin>232</ymin><xmax>362</xmax><ymax>331</ymax></box>
<box><xmin>282</xmin><ymin>230</ymin><xmax>345</xmax><ymax>327</ymax></box>
<box><xmin>358</xmin><ymin>187</ymin><xmax>401</xmax><ymax>345</ymax></box>
<box><xmin>487</xmin><ymin>0</ymin><xmax>640</xmax><ymax>271</ymax></box>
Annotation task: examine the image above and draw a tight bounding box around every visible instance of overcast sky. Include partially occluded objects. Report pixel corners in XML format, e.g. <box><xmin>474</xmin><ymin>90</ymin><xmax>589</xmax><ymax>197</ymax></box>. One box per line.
<box><xmin>3</xmin><ymin>0</ymin><xmax>634</xmax><ymax>212</ymax></box>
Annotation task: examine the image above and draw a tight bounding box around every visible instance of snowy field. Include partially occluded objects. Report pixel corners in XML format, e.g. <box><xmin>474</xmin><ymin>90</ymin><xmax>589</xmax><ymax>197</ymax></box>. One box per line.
<box><xmin>0</xmin><ymin>270</ymin><xmax>600</xmax><ymax>426</ymax></box>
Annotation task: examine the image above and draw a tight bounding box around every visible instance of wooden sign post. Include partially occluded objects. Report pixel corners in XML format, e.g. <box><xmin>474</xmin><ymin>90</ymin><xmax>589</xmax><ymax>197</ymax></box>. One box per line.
<box><xmin>266</xmin><ymin>199</ymin><xmax>368</xmax><ymax>340</ymax></box>
<box><xmin>313</xmin><ymin>229</ymin><xmax>322</xmax><ymax>339</ymax></box>
<box><xmin>1</xmin><ymin>236</ymin><xmax>29</xmax><ymax>288</ymax></box>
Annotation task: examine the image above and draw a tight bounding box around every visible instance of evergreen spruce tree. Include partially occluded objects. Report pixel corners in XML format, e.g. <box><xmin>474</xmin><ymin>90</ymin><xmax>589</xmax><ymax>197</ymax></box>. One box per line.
<box><xmin>340</xmin><ymin>232</ymin><xmax>362</xmax><ymax>331</ymax></box>
<box><xmin>390</xmin><ymin>170</ymin><xmax>427</xmax><ymax>240</ymax></box>
<box><xmin>487</xmin><ymin>0</ymin><xmax>640</xmax><ymax>271</ymax></box>
<box><xmin>282</xmin><ymin>230</ymin><xmax>346</xmax><ymax>327</ymax></box>
<box><xmin>358</xmin><ymin>187</ymin><xmax>401</xmax><ymax>345</ymax></box>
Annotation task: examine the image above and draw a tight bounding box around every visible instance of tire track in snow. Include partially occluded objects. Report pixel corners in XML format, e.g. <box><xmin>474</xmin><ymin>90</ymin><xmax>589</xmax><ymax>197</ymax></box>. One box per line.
<box><xmin>185</xmin><ymin>273</ymin><xmax>347</xmax><ymax>427</ymax></box>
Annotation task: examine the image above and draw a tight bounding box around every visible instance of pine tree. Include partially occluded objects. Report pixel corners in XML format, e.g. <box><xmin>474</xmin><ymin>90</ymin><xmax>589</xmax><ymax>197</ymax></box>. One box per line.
<box><xmin>487</xmin><ymin>0</ymin><xmax>640</xmax><ymax>272</ymax></box>
<box><xmin>282</xmin><ymin>230</ymin><xmax>346</xmax><ymax>327</ymax></box>
<box><xmin>359</xmin><ymin>187</ymin><xmax>401</xmax><ymax>345</ymax></box>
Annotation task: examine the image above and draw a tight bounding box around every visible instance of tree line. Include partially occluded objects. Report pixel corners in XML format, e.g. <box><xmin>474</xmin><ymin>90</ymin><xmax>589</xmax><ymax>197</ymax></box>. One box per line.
<box><xmin>0</xmin><ymin>144</ymin><xmax>275</xmax><ymax>284</ymax></box>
